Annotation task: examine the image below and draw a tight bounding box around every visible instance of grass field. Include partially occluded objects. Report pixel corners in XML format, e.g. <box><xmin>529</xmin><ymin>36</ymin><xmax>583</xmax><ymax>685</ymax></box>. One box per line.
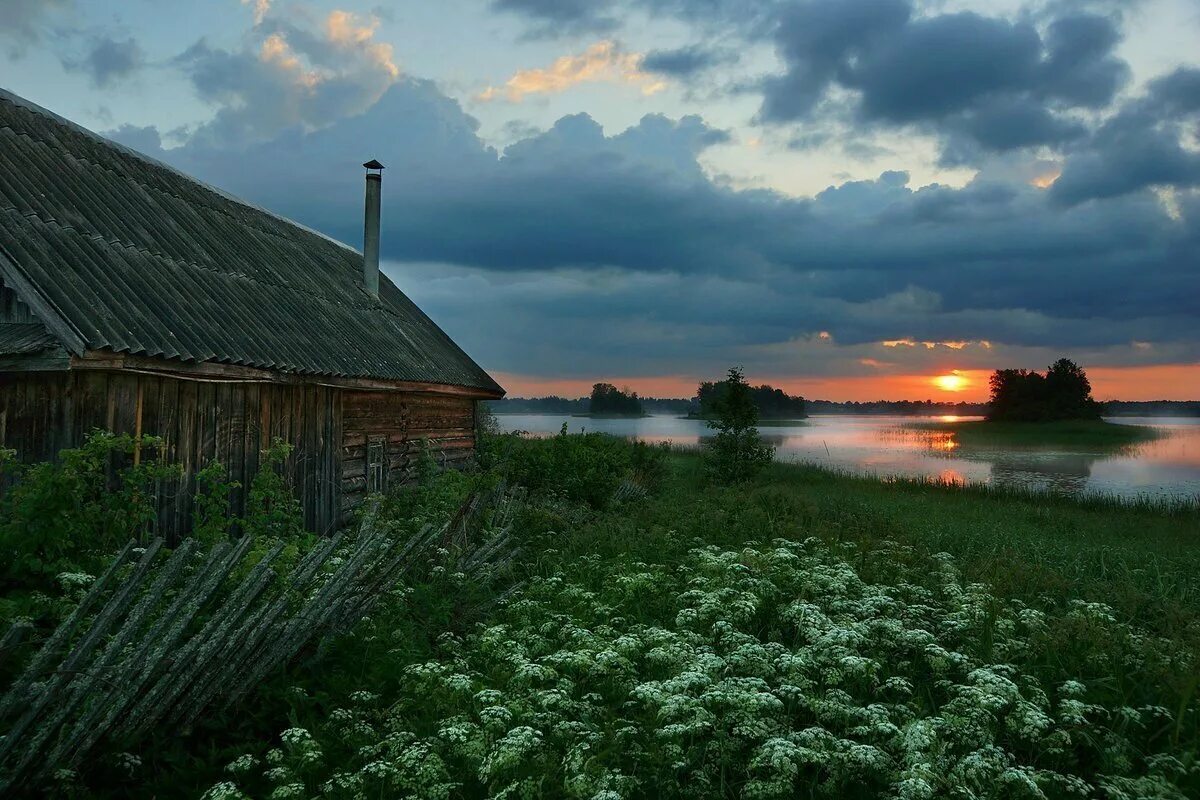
<box><xmin>655</xmin><ymin>453</ymin><xmax>1200</xmax><ymax>635</ymax></box>
<box><xmin>14</xmin><ymin>435</ymin><xmax>1199</xmax><ymax>797</ymax></box>
<box><xmin>906</xmin><ymin>418</ymin><xmax>1164</xmax><ymax>449</ymax></box>
<box><xmin>182</xmin><ymin>442</ymin><xmax>1200</xmax><ymax>799</ymax></box>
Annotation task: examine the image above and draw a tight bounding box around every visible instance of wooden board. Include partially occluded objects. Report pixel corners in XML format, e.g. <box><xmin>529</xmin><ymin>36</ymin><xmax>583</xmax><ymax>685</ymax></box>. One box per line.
<box><xmin>0</xmin><ymin>371</ymin><xmax>348</xmax><ymax>541</ymax></box>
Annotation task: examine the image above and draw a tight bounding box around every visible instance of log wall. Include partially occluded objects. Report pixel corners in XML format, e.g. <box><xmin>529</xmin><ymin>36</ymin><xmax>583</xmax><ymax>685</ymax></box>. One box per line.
<box><xmin>340</xmin><ymin>391</ymin><xmax>476</xmax><ymax>516</ymax></box>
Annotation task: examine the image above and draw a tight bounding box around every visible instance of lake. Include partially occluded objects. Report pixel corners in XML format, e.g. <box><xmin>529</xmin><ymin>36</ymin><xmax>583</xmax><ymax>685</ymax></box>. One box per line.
<box><xmin>494</xmin><ymin>414</ymin><xmax>1200</xmax><ymax>502</ymax></box>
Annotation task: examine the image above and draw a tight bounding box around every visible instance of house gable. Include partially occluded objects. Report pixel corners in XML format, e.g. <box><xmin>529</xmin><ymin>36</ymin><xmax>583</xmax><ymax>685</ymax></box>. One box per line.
<box><xmin>0</xmin><ymin>275</ymin><xmax>69</xmax><ymax>371</ymax></box>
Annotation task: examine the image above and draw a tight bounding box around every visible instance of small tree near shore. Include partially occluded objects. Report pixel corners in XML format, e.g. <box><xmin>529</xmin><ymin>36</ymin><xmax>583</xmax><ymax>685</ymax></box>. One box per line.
<box><xmin>703</xmin><ymin>367</ymin><xmax>774</xmax><ymax>483</ymax></box>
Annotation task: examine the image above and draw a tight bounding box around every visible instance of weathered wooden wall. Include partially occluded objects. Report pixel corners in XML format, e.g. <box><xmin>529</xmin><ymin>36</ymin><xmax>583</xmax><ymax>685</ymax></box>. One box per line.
<box><xmin>340</xmin><ymin>392</ymin><xmax>476</xmax><ymax>517</ymax></box>
<box><xmin>0</xmin><ymin>371</ymin><xmax>480</xmax><ymax>538</ymax></box>
<box><xmin>0</xmin><ymin>371</ymin><xmax>343</xmax><ymax>539</ymax></box>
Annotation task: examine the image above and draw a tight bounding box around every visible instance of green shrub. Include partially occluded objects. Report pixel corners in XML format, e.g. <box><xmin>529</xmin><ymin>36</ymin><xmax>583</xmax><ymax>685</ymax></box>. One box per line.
<box><xmin>484</xmin><ymin>426</ymin><xmax>666</xmax><ymax>508</ymax></box>
<box><xmin>243</xmin><ymin>440</ymin><xmax>304</xmax><ymax>541</ymax></box>
<box><xmin>704</xmin><ymin>367</ymin><xmax>774</xmax><ymax>484</ymax></box>
<box><xmin>0</xmin><ymin>431</ymin><xmax>181</xmax><ymax>591</ymax></box>
<box><xmin>628</xmin><ymin>439</ymin><xmax>669</xmax><ymax>492</ymax></box>
<box><xmin>0</xmin><ymin>434</ymin><xmax>314</xmax><ymax>603</ymax></box>
<box><xmin>193</xmin><ymin>460</ymin><xmax>239</xmax><ymax>545</ymax></box>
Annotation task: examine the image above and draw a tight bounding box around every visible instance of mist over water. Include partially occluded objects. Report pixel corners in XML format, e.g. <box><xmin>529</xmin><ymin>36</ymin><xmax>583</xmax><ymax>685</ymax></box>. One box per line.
<box><xmin>495</xmin><ymin>415</ymin><xmax>1200</xmax><ymax>502</ymax></box>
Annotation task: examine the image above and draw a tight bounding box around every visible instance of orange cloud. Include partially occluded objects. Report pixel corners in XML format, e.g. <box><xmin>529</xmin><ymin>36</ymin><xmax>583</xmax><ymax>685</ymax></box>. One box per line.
<box><xmin>1087</xmin><ymin>363</ymin><xmax>1200</xmax><ymax>401</ymax></box>
<box><xmin>326</xmin><ymin>10</ymin><xmax>399</xmax><ymax>78</ymax></box>
<box><xmin>1030</xmin><ymin>168</ymin><xmax>1061</xmax><ymax>189</ymax></box>
<box><xmin>478</xmin><ymin>41</ymin><xmax>666</xmax><ymax>102</ymax></box>
<box><xmin>881</xmin><ymin>338</ymin><xmax>989</xmax><ymax>350</ymax></box>
<box><xmin>259</xmin><ymin>33</ymin><xmax>319</xmax><ymax>88</ymax></box>
<box><xmin>256</xmin><ymin>12</ymin><xmax>399</xmax><ymax>100</ymax></box>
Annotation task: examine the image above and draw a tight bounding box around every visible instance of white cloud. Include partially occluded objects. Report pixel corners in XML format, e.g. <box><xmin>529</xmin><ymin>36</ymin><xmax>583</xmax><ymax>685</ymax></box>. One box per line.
<box><xmin>177</xmin><ymin>9</ymin><xmax>401</xmax><ymax>146</ymax></box>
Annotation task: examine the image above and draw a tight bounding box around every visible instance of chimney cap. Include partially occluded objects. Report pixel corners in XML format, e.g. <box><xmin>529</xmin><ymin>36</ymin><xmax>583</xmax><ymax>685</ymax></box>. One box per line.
<box><xmin>363</xmin><ymin>159</ymin><xmax>385</xmax><ymax>171</ymax></box>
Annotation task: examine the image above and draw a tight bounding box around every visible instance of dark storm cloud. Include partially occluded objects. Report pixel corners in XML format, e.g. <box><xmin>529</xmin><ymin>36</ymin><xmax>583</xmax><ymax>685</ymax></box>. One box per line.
<box><xmin>641</xmin><ymin>44</ymin><xmax>736</xmax><ymax>77</ymax></box>
<box><xmin>493</xmin><ymin>0</ymin><xmax>781</xmax><ymax>38</ymax></box>
<box><xmin>758</xmin><ymin>1</ymin><xmax>1129</xmax><ymax>158</ymax></box>
<box><xmin>106</xmin><ymin>77</ymin><xmax>1199</xmax><ymax>376</ymax></box>
<box><xmin>1052</xmin><ymin>67</ymin><xmax>1200</xmax><ymax>204</ymax></box>
<box><xmin>490</xmin><ymin>0</ymin><xmax>620</xmax><ymax>36</ymax></box>
<box><xmin>61</xmin><ymin>36</ymin><xmax>144</xmax><ymax>88</ymax></box>
<box><xmin>1038</xmin><ymin>13</ymin><xmax>1130</xmax><ymax>107</ymax></box>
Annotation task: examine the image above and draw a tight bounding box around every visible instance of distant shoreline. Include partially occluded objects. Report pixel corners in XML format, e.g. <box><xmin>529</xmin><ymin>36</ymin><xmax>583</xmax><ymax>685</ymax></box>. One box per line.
<box><xmin>489</xmin><ymin>410</ymin><xmax>1199</xmax><ymax>418</ymax></box>
<box><xmin>569</xmin><ymin>413</ymin><xmax>652</xmax><ymax>419</ymax></box>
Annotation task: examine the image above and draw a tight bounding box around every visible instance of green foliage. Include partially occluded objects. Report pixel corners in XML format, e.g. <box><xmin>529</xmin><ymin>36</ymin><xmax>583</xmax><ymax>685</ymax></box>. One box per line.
<box><xmin>9</xmin><ymin>433</ymin><xmax>1199</xmax><ymax>798</ymax></box>
<box><xmin>697</xmin><ymin>378</ymin><xmax>807</xmax><ymax>420</ymax></box>
<box><xmin>216</xmin><ymin>536</ymin><xmax>1200</xmax><ymax>799</ymax></box>
<box><xmin>914</xmin><ymin>418</ymin><xmax>1162</xmax><ymax>451</ymax></box>
<box><xmin>193</xmin><ymin>461</ymin><xmax>240</xmax><ymax>545</ymax></box>
<box><xmin>474</xmin><ymin>400</ymin><xmax>501</xmax><ymax>439</ymax></box>
<box><xmin>243</xmin><ymin>440</ymin><xmax>303</xmax><ymax>541</ymax></box>
<box><xmin>382</xmin><ymin>452</ymin><xmax>484</xmax><ymax>533</ymax></box>
<box><xmin>484</xmin><ymin>426</ymin><xmax>667</xmax><ymax>508</ymax></box>
<box><xmin>0</xmin><ymin>434</ymin><xmax>313</xmax><ymax>607</ymax></box>
<box><xmin>589</xmin><ymin>382</ymin><xmax>644</xmax><ymax>416</ymax></box>
<box><xmin>988</xmin><ymin>358</ymin><xmax>1103</xmax><ymax>422</ymax></box>
<box><xmin>703</xmin><ymin>367</ymin><xmax>775</xmax><ymax>484</ymax></box>
<box><xmin>0</xmin><ymin>431</ymin><xmax>181</xmax><ymax>591</ymax></box>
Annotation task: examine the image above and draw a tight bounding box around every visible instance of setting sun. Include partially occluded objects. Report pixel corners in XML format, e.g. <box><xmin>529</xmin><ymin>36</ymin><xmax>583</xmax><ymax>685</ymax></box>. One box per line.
<box><xmin>933</xmin><ymin>372</ymin><xmax>969</xmax><ymax>392</ymax></box>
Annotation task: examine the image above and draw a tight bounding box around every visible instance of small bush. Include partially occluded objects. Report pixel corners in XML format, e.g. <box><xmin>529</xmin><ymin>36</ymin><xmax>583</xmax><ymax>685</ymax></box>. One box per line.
<box><xmin>704</xmin><ymin>367</ymin><xmax>774</xmax><ymax>484</ymax></box>
<box><xmin>0</xmin><ymin>431</ymin><xmax>180</xmax><ymax>591</ymax></box>
<box><xmin>243</xmin><ymin>440</ymin><xmax>304</xmax><ymax>541</ymax></box>
<box><xmin>193</xmin><ymin>460</ymin><xmax>240</xmax><ymax>544</ymax></box>
<box><xmin>484</xmin><ymin>426</ymin><xmax>668</xmax><ymax>508</ymax></box>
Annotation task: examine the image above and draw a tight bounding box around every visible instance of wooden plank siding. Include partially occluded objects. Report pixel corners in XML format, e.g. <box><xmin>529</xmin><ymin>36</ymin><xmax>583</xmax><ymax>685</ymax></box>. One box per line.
<box><xmin>0</xmin><ymin>372</ymin><xmax>355</xmax><ymax>540</ymax></box>
<box><xmin>0</xmin><ymin>372</ymin><xmax>478</xmax><ymax>539</ymax></box>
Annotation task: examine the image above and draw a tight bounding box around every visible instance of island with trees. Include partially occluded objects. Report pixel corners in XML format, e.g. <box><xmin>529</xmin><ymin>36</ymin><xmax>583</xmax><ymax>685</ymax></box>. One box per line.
<box><xmin>915</xmin><ymin>359</ymin><xmax>1161</xmax><ymax>447</ymax></box>
<box><xmin>581</xmin><ymin>383</ymin><xmax>648</xmax><ymax>417</ymax></box>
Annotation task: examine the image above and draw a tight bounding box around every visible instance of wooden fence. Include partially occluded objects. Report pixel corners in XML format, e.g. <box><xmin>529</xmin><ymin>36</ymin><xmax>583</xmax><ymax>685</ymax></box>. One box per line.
<box><xmin>0</xmin><ymin>486</ymin><xmax>522</xmax><ymax>792</ymax></box>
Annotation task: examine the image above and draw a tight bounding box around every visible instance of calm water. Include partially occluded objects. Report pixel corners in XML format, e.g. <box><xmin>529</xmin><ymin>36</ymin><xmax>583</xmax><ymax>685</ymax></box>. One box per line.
<box><xmin>495</xmin><ymin>414</ymin><xmax>1200</xmax><ymax>502</ymax></box>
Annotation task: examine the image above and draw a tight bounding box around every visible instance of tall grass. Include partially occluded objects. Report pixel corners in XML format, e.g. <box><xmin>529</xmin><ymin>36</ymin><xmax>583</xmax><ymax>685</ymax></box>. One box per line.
<box><xmin>6</xmin><ymin>434</ymin><xmax>1199</xmax><ymax>797</ymax></box>
<box><xmin>200</xmin><ymin>437</ymin><xmax>1199</xmax><ymax>799</ymax></box>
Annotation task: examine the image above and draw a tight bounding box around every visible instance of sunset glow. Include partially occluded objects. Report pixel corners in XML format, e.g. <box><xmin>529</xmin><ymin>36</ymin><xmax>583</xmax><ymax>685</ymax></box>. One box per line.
<box><xmin>932</xmin><ymin>372</ymin><xmax>969</xmax><ymax>392</ymax></box>
<box><xmin>493</xmin><ymin>364</ymin><xmax>1199</xmax><ymax>403</ymax></box>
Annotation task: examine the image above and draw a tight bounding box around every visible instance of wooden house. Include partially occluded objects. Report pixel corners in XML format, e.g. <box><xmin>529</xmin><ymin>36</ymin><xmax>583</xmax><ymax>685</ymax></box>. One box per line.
<box><xmin>0</xmin><ymin>89</ymin><xmax>504</xmax><ymax>536</ymax></box>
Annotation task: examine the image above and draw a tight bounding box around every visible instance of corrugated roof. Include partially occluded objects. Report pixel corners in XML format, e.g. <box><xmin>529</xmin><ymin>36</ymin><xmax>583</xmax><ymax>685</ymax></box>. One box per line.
<box><xmin>0</xmin><ymin>89</ymin><xmax>503</xmax><ymax>396</ymax></box>
<box><xmin>0</xmin><ymin>322</ymin><xmax>59</xmax><ymax>355</ymax></box>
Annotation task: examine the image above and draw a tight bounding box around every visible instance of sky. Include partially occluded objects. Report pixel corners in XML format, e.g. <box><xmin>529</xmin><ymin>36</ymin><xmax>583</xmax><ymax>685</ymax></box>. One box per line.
<box><xmin>2</xmin><ymin>0</ymin><xmax>1198</xmax><ymax>402</ymax></box>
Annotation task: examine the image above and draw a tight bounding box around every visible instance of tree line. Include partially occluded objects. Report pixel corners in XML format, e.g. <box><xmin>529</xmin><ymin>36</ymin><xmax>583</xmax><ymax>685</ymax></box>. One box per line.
<box><xmin>695</xmin><ymin>381</ymin><xmax>807</xmax><ymax>419</ymax></box>
<box><xmin>487</xmin><ymin>358</ymin><xmax>1129</xmax><ymax>423</ymax></box>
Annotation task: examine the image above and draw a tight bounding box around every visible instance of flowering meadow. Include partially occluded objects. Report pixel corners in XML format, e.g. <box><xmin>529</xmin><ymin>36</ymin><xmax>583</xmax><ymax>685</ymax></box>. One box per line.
<box><xmin>4</xmin><ymin>431</ymin><xmax>1199</xmax><ymax>797</ymax></box>
<box><xmin>203</xmin><ymin>443</ymin><xmax>1199</xmax><ymax>799</ymax></box>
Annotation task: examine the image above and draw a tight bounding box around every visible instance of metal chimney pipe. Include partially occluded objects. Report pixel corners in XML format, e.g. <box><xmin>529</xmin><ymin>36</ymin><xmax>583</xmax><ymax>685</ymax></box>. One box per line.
<box><xmin>362</xmin><ymin>159</ymin><xmax>384</xmax><ymax>298</ymax></box>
